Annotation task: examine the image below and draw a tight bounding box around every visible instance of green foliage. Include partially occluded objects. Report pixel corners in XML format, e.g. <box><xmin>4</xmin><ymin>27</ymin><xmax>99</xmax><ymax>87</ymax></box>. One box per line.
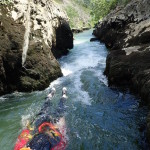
<box><xmin>0</xmin><ymin>0</ymin><xmax>13</xmax><ymax>5</ymax></box>
<box><xmin>65</xmin><ymin>6</ymin><xmax>79</xmax><ymax>28</ymax></box>
<box><xmin>66</xmin><ymin>6</ymin><xmax>79</xmax><ymax>18</ymax></box>
<box><xmin>74</xmin><ymin>0</ymin><xmax>91</xmax><ymax>8</ymax></box>
<box><xmin>90</xmin><ymin>0</ymin><xmax>131</xmax><ymax>23</ymax></box>
<box><xmin>54</xmin><ymin>0</ymin><xmax>63</xmax><ymax>4</ymax></box>
<box><xmin>54</xmin><ymin>0</ymin><xmax>131</xmax><ymax>28</ymax></box>
<box><xmin>90</xmin><ymin>0</ymin><xmax>117</xmax><ymax>21</ymax></box>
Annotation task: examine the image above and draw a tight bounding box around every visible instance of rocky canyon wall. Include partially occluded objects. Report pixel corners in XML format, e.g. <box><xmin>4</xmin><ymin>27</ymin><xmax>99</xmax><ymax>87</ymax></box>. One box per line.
<box><xmin>0</xmin><ymin>0</ymin><xmax>73</xmax><ymax>95</ymax></box>
<box><xmin>93</xmin><ymin>0</ymin><xmax>150</xmax><ymax>141</ymax></box>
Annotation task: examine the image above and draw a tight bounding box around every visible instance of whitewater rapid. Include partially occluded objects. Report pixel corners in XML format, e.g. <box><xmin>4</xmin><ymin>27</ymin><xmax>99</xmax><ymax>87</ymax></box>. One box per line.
<box><xmin>0</xmin><ymin>29</ymin><xmax>148</xmax><ymax>150</ymax></box>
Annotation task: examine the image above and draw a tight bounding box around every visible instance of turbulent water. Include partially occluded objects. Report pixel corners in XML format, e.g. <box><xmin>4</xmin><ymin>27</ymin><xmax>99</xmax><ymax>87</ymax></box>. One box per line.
<box><xmin>0</xmin><ymin>30</ymin><xmax>148</xmax><ymax>150</ymax></box>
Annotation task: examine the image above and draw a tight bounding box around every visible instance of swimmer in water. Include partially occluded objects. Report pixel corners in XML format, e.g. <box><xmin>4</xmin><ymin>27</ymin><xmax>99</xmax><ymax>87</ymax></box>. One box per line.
<box><xmin>15</xmin><ymin>87</ymin><xmax>68</xmax><ymax>150</ymax></box>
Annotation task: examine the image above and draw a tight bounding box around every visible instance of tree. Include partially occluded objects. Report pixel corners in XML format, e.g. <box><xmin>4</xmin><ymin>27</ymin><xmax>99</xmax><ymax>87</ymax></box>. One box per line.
<box><xmin>90</xmin><ymin>0</ymin><xmax>131</xmax><ymax>23</ymax></box>
<box><xmin>90</xmin><ymin>0</ymin><xmax>119</xmax><ymax>22</ymax></box>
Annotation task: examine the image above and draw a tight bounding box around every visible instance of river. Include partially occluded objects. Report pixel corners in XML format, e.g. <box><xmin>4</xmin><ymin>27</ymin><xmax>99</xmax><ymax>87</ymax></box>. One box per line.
<box><xmin>0</xmin><ymin>30</ymin><xmax>148</xmax><ymax>150</ymax></box>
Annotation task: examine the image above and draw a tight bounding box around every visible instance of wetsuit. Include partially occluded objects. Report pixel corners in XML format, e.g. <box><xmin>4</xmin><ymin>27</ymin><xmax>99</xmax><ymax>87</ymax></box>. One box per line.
<box><xmin>27</xmin><ymin>96</ymin><xmax>67</xmax><ymax>150</ymax></box>
<box><xmin>34</xmin><ymin>97</ymin><xmax>54</xmax><ymax>129</ymax></box>
<box><xmin>28</xmin><ymin>133</ymin><xmax>61</xmax><ymax>150</ymax></box>
<box><xmin>55</xmin><ymin>97</ymin><xmax>67</xmax><ymax>118</ymax></box>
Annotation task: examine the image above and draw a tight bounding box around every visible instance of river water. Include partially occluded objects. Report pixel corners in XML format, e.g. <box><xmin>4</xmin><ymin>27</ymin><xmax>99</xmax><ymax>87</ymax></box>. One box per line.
<box><xmin>0</xmin><ymin>30</ymin><xmax>148</xmax><ymax>150</ymax></box>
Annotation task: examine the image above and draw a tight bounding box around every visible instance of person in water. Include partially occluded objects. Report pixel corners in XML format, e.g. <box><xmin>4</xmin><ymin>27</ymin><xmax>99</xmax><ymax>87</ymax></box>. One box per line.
<box><xmin>15</xmin><ymin>87</ymin><xmax>68</xmax><ymax>150</ymax></box>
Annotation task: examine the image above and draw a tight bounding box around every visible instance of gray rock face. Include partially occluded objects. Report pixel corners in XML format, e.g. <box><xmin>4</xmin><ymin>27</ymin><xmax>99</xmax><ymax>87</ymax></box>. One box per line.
<box><xmin>52</xmin><ymin>19</ymin><xmax>73</xmax><ymax>58</ymax></box>
<box><xmin>93</xmin><ymin>0</ymin><xmax>150</xmax><ymax>141</ymax></box>
<box><xmin>0</xmin><ymin>0</ymin><xmax>73</xmax><ymax>95</ymax></box>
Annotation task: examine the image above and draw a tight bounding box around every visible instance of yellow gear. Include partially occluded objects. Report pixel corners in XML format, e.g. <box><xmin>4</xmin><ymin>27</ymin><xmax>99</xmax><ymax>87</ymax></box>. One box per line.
<box><xmin>20</xmin><ymin>148</ymin><xmax>31</xmax><ymax>150</ymax></box>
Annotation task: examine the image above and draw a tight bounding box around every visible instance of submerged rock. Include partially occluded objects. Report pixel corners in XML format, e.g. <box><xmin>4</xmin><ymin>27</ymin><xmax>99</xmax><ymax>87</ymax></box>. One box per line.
<box><xmin>72</xmin><ymin>27</ymin><xmax>91</xmax><ymax>34</ymax></box>
<box><xmin>90</xmin><ymin>38</ymin><xmax>99</xmax><ymax>42</ymax></box>
<box><xmin>72</xmin><ymin>28</ymin><xmax>83</xmax><ymax>33</ymax></box>
<box><xmin>0</xmin><ymin>0</ymin><xmax>73</xmax><ymax>95</ymax></box>
<box><xmin>93</xmin><ymin>0</ymin><xmax>150</xmax><ymax>142</ymax></box>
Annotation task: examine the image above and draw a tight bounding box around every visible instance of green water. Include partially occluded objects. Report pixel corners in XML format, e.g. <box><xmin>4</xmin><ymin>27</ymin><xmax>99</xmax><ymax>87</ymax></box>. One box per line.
<box><xmin>0</xmin><ymin>30</ymin><xmax>148</xmax><ymax>150</ymax></box>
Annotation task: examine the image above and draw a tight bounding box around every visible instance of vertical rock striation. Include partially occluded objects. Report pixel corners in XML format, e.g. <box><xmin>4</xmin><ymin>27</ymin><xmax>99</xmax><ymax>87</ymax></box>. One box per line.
<box><xmin>93</xmin><ymin>0</ymin><xmax>150</xmax><ymax>142</ymax></box>
<box><xmin>0</xmin><ymin>0</ymin><xmax>73</xmax><ymax>95</ymax></box>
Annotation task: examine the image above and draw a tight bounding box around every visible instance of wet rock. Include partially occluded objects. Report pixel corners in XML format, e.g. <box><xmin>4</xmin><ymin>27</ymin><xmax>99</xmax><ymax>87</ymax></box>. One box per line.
<box><xmin>93</xmin><ymin>0</ymin><xmax>150</xmax><ymax>142</ymax></box>
<box><xmin>82</xmin><ymin>27</ymin><xmax>91</xmax><ymax>31</ymax></box>
<box><xmin>72</xmin><ymin>27</ymin><xmax>91</xmax><ymax>34</ymax></box>
<box><xmin>52</xmin><ymin>20</ymin><xmax>73</xmax><ymax>58</ymax></box>
<box><xmin>0</xmin><ymin>0</ymin><xmax>73</xmax><ymax>95</ymax></box>
<box><xmin>72</xmin><ymin>28</ymin><xmax>83</xmax><ymax>33</ymax></box>
<box><xmin>90</xmin><ymin>38</ymin><xmax>99</xmax><ymax>42</ymax></box>
<box><xmin>94</xmin><ymin>0</ymin><xmax>150</xmax><ymax>100</ymax></box>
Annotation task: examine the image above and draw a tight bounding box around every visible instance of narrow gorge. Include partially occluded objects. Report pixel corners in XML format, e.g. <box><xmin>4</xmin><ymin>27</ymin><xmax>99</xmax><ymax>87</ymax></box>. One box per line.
<box><xmin>0</xmin><ymin>0</ymin><xmax>150</xmax><ymax>149</ymax></box>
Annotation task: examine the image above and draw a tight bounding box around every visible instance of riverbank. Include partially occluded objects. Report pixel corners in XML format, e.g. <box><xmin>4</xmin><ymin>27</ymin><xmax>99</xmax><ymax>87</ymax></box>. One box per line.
<box><xmin>93</xmin><ymin>0</ymin><xmax>150</xmax><ymax>142</ymax></box>
<box><xmin>72</xmin><ymin>27</ymin><xmax>91</xmax><ymax>33</ymax></box>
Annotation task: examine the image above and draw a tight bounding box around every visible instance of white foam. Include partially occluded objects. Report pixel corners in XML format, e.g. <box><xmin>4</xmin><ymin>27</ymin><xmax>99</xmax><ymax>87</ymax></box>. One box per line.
<box><xmin>60</xmin><ymin>48</ymin><xmax>101</xmax><ymax>76</ymax></box>
<box><xmin>0</xmin><ymin>97</ymin><xmax>7</xmax><ymax>103</ymax></box>
<box><xmin>49</xmin><ymin>78</ymin><xmax>61</xmax><ymax>88</ymax></box>
<box><xmin>74</xmin><ymin>39</ymin><xmax>88</xmax><ymax>45</ymax></box>
<box><xmin>73</xmin><ymin>72</ymin><xmax>91</xmax><ymax>105</ymax></box>
<box><xmin>57</xmin><ymin>31</ymin><xmax>108</xmax><ymax>105</ymax></box>
<box><xmin>21</xmin><ymin>114</ymin><xmax>31</xmax><ymax>128</ymax></box>
<box><xmin>61</xmin><ymin>68</ymin><xmax>73</xmax><ymax>76</ymax></box>
<box><xmin>96</xmin><ymin>71</ymin><xmax>108</xmax><ymax>86</ymax></box>
<box><xmin>21</xmin><ymin>102</ymin><xmax>41</xmax><ymax>128</ymax></box>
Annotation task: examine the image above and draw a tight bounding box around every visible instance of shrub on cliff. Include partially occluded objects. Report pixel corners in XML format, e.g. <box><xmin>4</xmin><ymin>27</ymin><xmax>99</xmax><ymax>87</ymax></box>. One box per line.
<box><xmin>90</xmin><ymin>0</ymin><xmax>131</xmax><ymax>23</ymax></box>
<box><xmin>55</xmin><ymin>0</ymin><xmax>92</xmax><ymax>28</ymax></box>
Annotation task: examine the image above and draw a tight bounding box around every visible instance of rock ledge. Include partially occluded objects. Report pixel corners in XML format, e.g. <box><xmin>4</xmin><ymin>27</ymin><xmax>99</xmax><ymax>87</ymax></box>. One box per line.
<box><xmin>93</xmin><ymin>0</ymin><xmax>150</xmax><ymax>141</ymax></box>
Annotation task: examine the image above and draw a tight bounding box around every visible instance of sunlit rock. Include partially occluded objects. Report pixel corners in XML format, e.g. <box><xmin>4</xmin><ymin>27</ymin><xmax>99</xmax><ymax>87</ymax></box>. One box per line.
<box><xmin>0</xmin><ymin>0</ymin><xmax>73</xmax><ymax>95</ymax></box>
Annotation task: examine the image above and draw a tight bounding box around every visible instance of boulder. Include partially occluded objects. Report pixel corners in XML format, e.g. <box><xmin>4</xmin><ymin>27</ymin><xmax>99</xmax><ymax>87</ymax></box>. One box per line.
<box><xmin>0</xmin><ymin>0</ymin><xmax>73</xmax><ymax>95</ymax></box>
<box><xmin>72</xmin><ymin>28</ymin><xmax>83</xmax><ymax>33</ymax></box>
<box><xmin>90</xmin><ymin>38</ymin><xmax>99</xmax><ymax>42</ymax></box>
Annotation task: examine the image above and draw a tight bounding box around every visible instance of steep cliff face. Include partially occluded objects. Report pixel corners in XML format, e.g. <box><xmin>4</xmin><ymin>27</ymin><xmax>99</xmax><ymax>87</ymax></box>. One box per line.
<box><xmin>55</xmin><ymin>0</ymin><xmax>91</xmax><ymax>29</ymax></box>
<box><xmin>93</xmin><ymin>0</ymin><xmax>150</xmax><ymax>141</ymax></box>
<box><xmin>0</xmin><ymin>0</ymin><xmax>73</xmax><ymax>95</ymax></box>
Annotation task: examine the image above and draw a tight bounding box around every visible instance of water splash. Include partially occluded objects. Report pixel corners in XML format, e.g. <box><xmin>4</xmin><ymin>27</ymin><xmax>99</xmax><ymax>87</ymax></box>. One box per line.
<box><xmin>21</xmin><ymin>114</ymin><xmax>31</xmax><ymax>128</ymax></box>
<box><xmin>0</xmin><ymin>97</ymin><xmax>7</xmax><ymax>103</ymax></box>
<box><xmin>73</xmin><ymin>72</ymin><xmax>91</xmax><ymax>105</ymax></box>
<box><xmin>61</xmin><ymin>68</ymin><xmax>73</xmax><ymax>76</ymax></box>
